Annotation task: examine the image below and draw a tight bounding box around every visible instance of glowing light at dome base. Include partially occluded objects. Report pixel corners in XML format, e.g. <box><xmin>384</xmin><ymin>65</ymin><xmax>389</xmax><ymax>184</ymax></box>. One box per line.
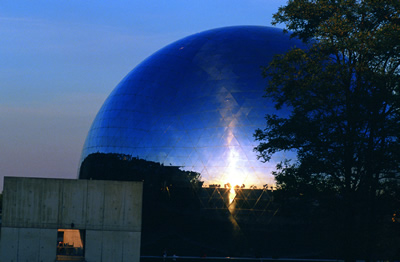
<box><xmin>228</xmin><ymin>188</ymin><xmax>236</xmax><ymax>205</ymax></box>
<box><xmin>226</xmin><ymin>147</ymin><xmax>246</xmax><ymax>205</ymax></box>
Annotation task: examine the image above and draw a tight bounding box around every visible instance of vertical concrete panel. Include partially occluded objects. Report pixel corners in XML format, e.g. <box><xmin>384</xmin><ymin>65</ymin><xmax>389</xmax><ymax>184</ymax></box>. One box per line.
<box><xmin>40</xmin><ymin>180</ymin><xmax>60</xmax><ymax>228</ymax></box>
<box><xmin>59</xmin><ymin>180</ymin><xmax>87</xmax><ymax>228</ymax></box>
<box><xmin>18</xmin><ymin>228</ymin><xmax>42</xmax><ymax>262</ymax></box>
<box><xmin>122</xmin><ymin>232</ymin><xmax>141</xmax><ymax>262</ymax></box>
<box><xmin>3</xmin><ymin>177</ymin><xmax>60</xmax><ymax>228</ymax></box>
<box><xmin>18</xmin><ymin>178</ymin><xmax>43</xmax><ymax>228</ymax></box>
<box><xmin>101</xmin><ymin>231</ymin><xmax>123</xmax><ymax>262</ymax></box>
<box><xmin>85</xmin><ymin>230</ymin><xmax>103</xmax><ymax>262</ymax></box>
<box><xmin>0</xmin><ymin>227</ymin><xmax>19</xmax><ymax>262</ymax></box>
<box><xmin>122</xmin><ymin>183</ymin><xmax>143</xmax><ymax>231</ymax></box>
<box><xmin>3</xmin><ymin>177</ymin><xmax>41</xmax><ymax>227</ymax></box>
<box><xmin>2</xmin><ymin>177</ymin><xmax>18</xmax><ymax>227</ymax></box>
<box><xmin>86</xmin><ymin>180</ymin><xmax>105</xmax><ymax>229</ymax></box>
<box><xmin>103</xmin><ymin>181</ymin><xmax>125</xmax><ymax>230</ymax></box>
<box><xmin>38</xmin><ymin>228</ymin><xmax>57</xmax><ymax>262</ymax></box>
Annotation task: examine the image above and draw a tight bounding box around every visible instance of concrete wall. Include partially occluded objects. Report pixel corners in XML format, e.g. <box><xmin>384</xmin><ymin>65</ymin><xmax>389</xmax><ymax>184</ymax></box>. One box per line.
<box><xmin>0</xmin><ymin>177</ymin><xmax>143</xmax><ymax>262</ymax></box>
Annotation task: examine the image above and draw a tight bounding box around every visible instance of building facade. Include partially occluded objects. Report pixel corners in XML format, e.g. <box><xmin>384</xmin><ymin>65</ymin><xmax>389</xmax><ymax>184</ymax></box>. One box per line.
<box><xmin>0</xmin><ymin>177</ymin><xmax>143</xmax><ymax>262</ymax></box>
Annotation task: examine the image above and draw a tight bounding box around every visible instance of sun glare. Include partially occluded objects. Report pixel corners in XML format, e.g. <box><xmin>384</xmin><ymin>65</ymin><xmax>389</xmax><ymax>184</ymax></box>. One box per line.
<box><xmin>226</xmin><ymin>146</ymin><xmax>245</xmax><ymax>204</ymax></box>
<box><xmin>229</xmin><ymin>187</ymin><xmax>236</xmax><ymax>204</ymax></box>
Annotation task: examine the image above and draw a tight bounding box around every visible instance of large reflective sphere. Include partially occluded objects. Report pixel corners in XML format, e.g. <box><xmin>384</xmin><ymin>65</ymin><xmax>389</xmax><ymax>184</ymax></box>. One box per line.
<box><xmin>80</xmin><ymin>26</ymin><xmax>305</xmax><ymax>187</ymax></box>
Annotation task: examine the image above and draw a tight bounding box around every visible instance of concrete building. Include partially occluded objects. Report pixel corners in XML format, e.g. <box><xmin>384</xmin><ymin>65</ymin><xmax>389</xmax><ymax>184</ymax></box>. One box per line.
<box><xmin>0</xmin><ymin>177</ymin><xmax>143</xmax><ymax>262</ymax></box>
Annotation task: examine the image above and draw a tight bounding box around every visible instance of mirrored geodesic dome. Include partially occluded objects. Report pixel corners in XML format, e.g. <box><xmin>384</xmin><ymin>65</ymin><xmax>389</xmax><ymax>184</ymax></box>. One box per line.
<box><xmin>79</xmin><ymin>26</ymin><xmax>305</xmax><ymax>187</ymax></box>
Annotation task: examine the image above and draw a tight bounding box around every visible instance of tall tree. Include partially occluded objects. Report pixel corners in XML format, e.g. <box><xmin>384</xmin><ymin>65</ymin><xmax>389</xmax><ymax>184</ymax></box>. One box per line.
<box><xmin>255</xmin><ymin>0</ymin><xmax>400</xmax><ymax>260</ymax></box>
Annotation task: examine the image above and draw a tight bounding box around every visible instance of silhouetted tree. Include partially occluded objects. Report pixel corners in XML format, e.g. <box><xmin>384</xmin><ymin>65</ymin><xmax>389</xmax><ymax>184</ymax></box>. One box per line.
<box><xmin>79</xmin><ymin>153</ymin><xmax>203</xmax><ymax>190</ymax></box>
<box><xmin>255</xmin><ymin>1</ymin><xmax>400</xmax><ymax>260</ymax></box>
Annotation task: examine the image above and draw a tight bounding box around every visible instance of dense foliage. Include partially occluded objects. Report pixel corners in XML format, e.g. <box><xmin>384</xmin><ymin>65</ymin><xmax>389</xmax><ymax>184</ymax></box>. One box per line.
<box><xmin>254</xmin><ymin>0</ymin><xmax>400</xmax><ymax>260</ymax></box>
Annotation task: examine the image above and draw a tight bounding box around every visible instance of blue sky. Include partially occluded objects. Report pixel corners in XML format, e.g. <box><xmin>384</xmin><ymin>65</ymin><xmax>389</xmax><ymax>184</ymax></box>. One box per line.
<box><xmin>0</xmin><ymin>0</ymin><xmax>287</xmax><ymax>191</ymax></box>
